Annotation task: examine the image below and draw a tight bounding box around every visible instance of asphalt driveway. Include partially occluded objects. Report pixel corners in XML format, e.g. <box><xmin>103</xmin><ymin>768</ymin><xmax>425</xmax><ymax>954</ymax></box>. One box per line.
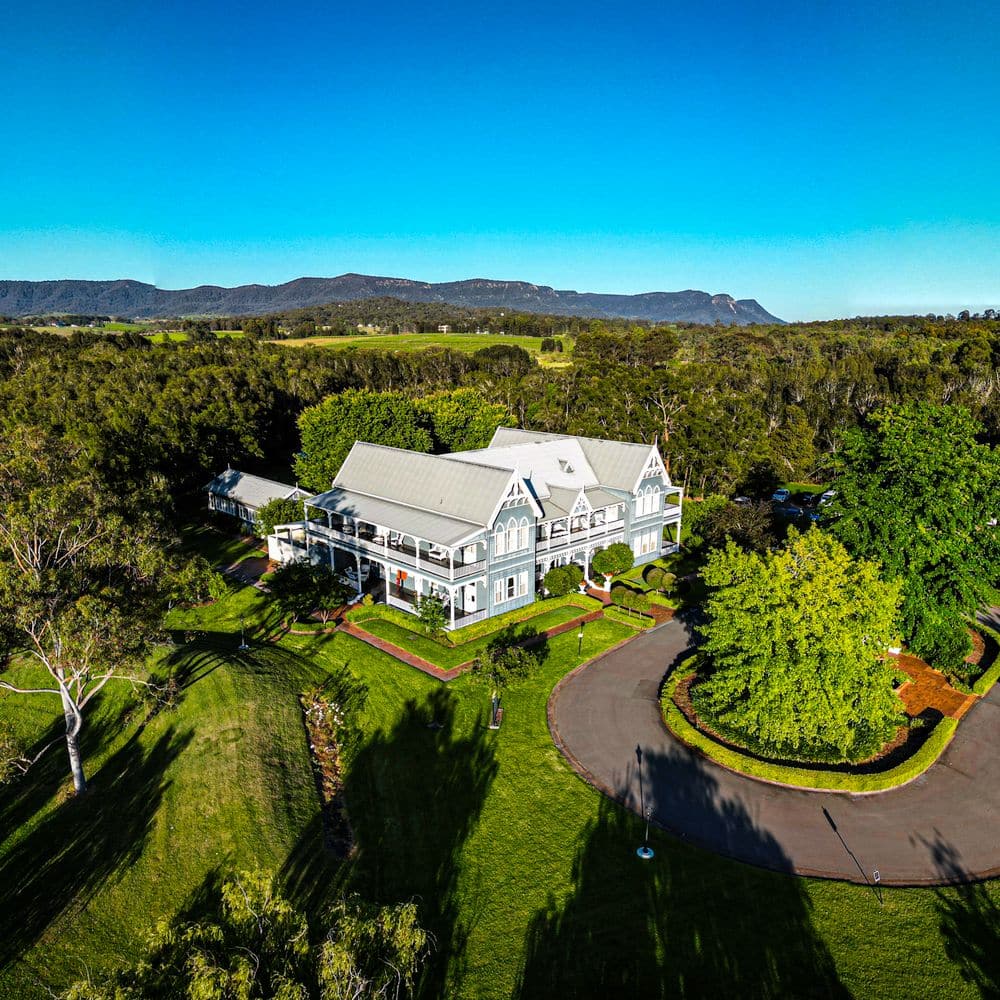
<box><xmin>548</xmin><ymin>613</ymin><xmax>1000</xmax><ymax>885</ymax></box>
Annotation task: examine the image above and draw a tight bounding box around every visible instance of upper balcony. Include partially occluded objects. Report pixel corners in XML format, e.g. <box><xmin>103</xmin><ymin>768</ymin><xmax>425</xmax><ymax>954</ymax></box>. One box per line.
<box><xmin>306</xmin><ymin>520</ymin><xmax>487</xmax><ymax>581</ymax></box>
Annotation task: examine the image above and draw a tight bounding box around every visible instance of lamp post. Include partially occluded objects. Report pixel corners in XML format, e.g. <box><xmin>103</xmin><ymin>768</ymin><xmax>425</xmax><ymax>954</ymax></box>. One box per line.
<box><xmin>635</xmin><ymin>744</ymin><xmax>654</xmax><ymax>860</ymax></box>
<box><xmin>577</xmin><ymin>625</ymin><xmax>584</xmax><ymax>656</ymax></box>
<box><xmin>238</xmin><ymin>617</ymin><xmax>249</xmax><ymax>651</ymax></box>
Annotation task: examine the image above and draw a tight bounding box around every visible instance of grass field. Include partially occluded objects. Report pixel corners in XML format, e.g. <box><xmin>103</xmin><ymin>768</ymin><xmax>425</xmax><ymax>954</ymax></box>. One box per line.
<box><xmin>279</xmin><ymin>331</ymin><xmax>573</xmax><ymax>365</ymax></box>
<box><xmin>2</xmin><ymin>581</ymin><xmax>999</xmax><ymax>998</ymax></box>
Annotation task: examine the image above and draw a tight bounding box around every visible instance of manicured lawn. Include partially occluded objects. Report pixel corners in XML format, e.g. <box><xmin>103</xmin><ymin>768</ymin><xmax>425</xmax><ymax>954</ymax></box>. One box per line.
<box><xmin>2</xmin><ymin>582</ymin><xmax>999</xmax><ymax>998</ymax></box>
<box><xmin>180</xmin><ymin>522</ymin><xmax>266</xmax><ymax>567</ymax></box>
<box><xmin>359</xmin><ymin>605</ymin><xmax>586</xmax><ymax>669</ymax></box>
<box><xmin>279</xmin><ymin>331</ymin><xmax>570</xmax><ymax>363</ymax></box>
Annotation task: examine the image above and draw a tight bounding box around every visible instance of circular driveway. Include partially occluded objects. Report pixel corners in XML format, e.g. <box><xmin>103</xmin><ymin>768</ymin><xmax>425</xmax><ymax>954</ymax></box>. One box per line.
<box><xmin>549</xmin><ymin>613</ymin><xmax>1000</xmax><ymax>885</ymax></box>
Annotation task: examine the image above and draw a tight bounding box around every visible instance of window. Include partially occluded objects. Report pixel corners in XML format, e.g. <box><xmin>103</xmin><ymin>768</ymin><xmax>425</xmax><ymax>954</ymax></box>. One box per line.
<box><xmin>494</xmin><ymin>571</ymin><xmax>529</xmax><ymax>605</ymax></box>
<box><xmin>497</xmin><ymin>516</ymin><xmax>529</xmax><ymax>554</ymax></box>
<box><xmin>632</xmin><ymin>528</ymin><xmax>659</xmax><ymax>557</ymax></box>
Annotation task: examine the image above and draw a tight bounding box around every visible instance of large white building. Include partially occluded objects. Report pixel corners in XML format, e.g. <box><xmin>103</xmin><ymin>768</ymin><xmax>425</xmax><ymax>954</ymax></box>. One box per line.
<box><xmin>269</xmin><ymin>428</ymin><xmax>683</xmax><ymax>629</ymax></box>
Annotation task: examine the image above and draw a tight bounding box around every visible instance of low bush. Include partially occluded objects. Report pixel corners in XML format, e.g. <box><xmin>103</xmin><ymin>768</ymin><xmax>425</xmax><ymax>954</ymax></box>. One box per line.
<box><xmin>971</xmin><ymin>620</ymin><xmax>1000</xmax><ymax>696</ymax></box>
<box><xmin>661</xmin><ymin>660</ymin><xmax>960</xmax><ymax>793</ymax></box>
<box><xmin>604</xmin><ymin>606</ymin><xmax>655</xmax><ymax>629</ymax></box>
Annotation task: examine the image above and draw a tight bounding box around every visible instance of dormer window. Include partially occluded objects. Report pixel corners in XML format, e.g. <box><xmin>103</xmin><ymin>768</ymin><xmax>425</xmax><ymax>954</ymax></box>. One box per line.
<box><xmin>558</xmin><ymin>459</ymin><xmax>575</xmax><ymax>474</ymax></box>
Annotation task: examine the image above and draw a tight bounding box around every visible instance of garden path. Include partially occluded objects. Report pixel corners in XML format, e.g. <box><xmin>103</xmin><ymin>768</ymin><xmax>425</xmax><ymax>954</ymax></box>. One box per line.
<box><xmin>549</xmin><ymin>610</ymin><xmax>1000</xmax><ymax>885</ymax></box>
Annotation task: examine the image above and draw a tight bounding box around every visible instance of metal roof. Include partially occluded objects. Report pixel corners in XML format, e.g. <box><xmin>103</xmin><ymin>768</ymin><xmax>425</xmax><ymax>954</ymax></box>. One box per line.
<box><xmin>334</xmin><ymin>442</ymin><xmax>513</xmax><ymax>526</ymax></box>
<box><xmin>307</xmin><ymin>487</ymin><xmax>483</xmax><ymax>547</ymax></box>
<box><xmin>451</xmin><ymin>439</ymin><xmax>598</xmax><ymax>497</ymax></box>
<box><xmin>204</xmin><ymin>470</ymin><xmax>309</xmax><ymax>509</ymax></box>
<box><xmin>487</xmin><ymin>428</ymin><xmax>664</xmax><ymax>491</ymax></box>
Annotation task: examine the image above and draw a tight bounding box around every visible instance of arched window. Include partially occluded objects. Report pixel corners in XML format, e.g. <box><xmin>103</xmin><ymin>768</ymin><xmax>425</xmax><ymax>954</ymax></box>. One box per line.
<box><xmin>518</xmin><ymin>516</ymin><xmax>529</xmax><ymax>550</ymax></box>
<box><xmin>652</xmin><ymin>486</ymin><xmax>661</xmax><ymax>514</ymax></box>
<box><xmin>506</xmin><ymin>517</ymin><xmax>519</xmax><ymax>553</ymax></box>
<box><xmin>495</xmin><ymin>523</ymin><xmax>507</xmax><ymax>556</ymax></box>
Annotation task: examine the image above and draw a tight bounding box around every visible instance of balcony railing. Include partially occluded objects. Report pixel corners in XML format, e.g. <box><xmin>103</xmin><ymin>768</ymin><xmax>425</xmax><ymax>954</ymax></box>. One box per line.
<box><xmin>536</xmin><ymin>519</ymin><xmax>626</xmax><ymax>552</ymax></box>
<box><xmin>386</xmin><ymin>587</ymin><xmax>488</xmax><ymax>628</ymax></box>
<box><xmin>308</xmin><ymin>523</ymin><xmax>486</xmax><ymax>581</ymax></box>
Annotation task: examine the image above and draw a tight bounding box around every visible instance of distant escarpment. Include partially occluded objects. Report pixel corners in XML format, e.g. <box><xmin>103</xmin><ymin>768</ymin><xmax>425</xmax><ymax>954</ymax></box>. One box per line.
<box><xmin>0</xmin><ymin>274</ymin><xmax>784</xmax><ymax>325</ymax></box>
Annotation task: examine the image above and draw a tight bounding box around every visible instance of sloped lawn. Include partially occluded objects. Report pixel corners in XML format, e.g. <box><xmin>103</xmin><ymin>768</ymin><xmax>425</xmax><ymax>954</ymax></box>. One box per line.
<box><xmin>2</xmin><ymin>584</ymin><xmax>999</xmax><ymax>999</ymax></box>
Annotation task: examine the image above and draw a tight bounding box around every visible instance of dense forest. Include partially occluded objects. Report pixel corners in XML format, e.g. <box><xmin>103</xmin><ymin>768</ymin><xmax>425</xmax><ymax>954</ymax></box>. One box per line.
<box><xmin>1</xmin><ymin>311</ymin><xmax>998</xmax><ymax>503</ymax></box>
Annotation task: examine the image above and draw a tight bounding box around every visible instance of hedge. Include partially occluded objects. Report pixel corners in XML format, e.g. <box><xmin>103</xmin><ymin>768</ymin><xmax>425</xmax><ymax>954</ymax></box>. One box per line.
<box><xmin>971</xmin><ymin>619</ymin><xmax>1000</xmax><ymax>696</ymax></box>
<box><xmin>661</xmin><ymin>659</ymin><xmax>960</xmax><ymax>793</ymax></box>
<box><xmin>603</xmin><ymin>606</ymin><xmax>655</xmax><ymax>630</ymax></box>
<box><xmin>344</xmin><ymin>593</ymin><xmax>600</xmax><ymax>649</ymax></box>
<box><xmin>447</xmin><ymin>594</ymin><xmax>599</xmax><ymax>643</ymax></box>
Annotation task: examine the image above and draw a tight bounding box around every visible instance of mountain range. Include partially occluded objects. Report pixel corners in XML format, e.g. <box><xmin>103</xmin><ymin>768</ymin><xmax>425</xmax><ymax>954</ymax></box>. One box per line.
<box><xmin>0</xmin><ymin>274</ymin><xmax>784</xmax><ymax>325</ymax></box>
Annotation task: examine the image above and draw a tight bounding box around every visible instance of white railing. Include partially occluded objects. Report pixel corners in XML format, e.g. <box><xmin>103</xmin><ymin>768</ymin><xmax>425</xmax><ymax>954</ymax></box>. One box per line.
<box><xmin>535</xmin><ymin>518</ymin><xmax>625</xmax><ymax>552</ymax></box>
<box><xmin>450</xmin><ymin>609</ymin><xmax>489</xmax><ymax>628</ymax></box>
<box><xmin>308</xmin><ymin>523</ymin><xmax>485</xmax><ymax>581</ymax></box>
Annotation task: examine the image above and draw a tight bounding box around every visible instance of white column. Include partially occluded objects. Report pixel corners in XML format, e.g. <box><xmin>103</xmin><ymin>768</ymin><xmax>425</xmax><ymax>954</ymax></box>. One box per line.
<box><xmin>450</xmin><ymin>585</ymin><xmax>456</xmax><ymax>630</ymax></box>
<box><xmin>354</xmin><ymin>552</ymin><xmax>363</xmax><ymax>599</ymax></box>
<box><xmin>414</xmin><ymin>536</ymin><xmax>421</xmax><ymax>573</ymax></box>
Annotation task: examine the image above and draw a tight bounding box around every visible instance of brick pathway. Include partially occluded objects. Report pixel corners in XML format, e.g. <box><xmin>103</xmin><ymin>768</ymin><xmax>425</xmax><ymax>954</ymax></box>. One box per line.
<box><xmin>338</xmin><ymin>621</ymin><xmax>465</xmax><ymax>681</ymax></box>
<box><xmin>891</xmin><ymin>652</ymin><xmax>978</xmax><ymax>719</ymax></box>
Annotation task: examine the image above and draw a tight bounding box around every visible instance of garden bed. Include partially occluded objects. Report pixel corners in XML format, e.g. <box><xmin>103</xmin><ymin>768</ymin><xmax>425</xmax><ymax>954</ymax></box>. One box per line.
<box><xmin>345</xmin><ymin>595</ymin><xmax>602</xmax><ymax>670</ymax></box>
<box><xmin>662</xmin><ymin>660</ymin><xmax>959</xmax><ymax>793</ymax></box>
<box><xmin>300</xmin><ymin>691</ymin><xmax>353</xmax><ymax>857</ymax></box>
<box><xmin>603</xmin><ymin>606</ymin><xmax>656</xmax><ymax>629</ymax></box>
<box><xmin>970</xmin><ymin>621</ymin><xmax>1000</xmax><ymax>696</ymax></box>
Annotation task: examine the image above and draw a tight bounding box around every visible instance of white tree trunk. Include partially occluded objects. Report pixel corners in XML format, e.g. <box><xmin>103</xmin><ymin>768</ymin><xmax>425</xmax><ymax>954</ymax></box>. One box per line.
<box><xmin>60</xmin><ymin>688</ymin><xmax>87</xmax><ymax>795</ymax></box>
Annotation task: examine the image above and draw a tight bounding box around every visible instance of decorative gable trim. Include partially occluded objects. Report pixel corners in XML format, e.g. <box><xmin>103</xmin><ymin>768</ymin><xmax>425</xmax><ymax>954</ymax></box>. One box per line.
<box><xmin>632</xmin><ymin>446</ymin><xmax>668</xmax><ymax>494</ymax></box>
<box><xmin>570</xmin><ymin>490</ymin><xmax>593</xmax><ymax>516</ymax></box>
<box><xmin>487</xmin><ymin>471</ymin><xmax>543</xmax><ymax>526</ymax></box>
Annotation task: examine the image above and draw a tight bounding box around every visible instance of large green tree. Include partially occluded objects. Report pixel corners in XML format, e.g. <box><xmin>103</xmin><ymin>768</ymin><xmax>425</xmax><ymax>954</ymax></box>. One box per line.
<box><xmin>414</xmin><ymin>388</ymin><xmax>510</xmax><ymax>453</ymax></box>
<box><xmin>696</xmin><ymin>528</ymin><xmax>903</xmax><ymax>762</ymax></box>
<box><xmin>0</xmin><ymin>430</ymin><xmax>172</xmax><ymax>794</ymax></box>
<box><xmin>829</xmin><ymin>403</ymin><xmax>1000</xmax><ymax>669</ymax></box>
<box><xmin>294</xmin><ymin>389</ymin><xmax>433</xmax><ymax>492</ymax></box>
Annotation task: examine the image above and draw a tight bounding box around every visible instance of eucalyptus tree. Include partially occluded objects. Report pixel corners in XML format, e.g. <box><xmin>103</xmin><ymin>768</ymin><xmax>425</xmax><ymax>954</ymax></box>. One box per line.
<box><xmin>0</xmin><ymin>429</ymin><xmax>171</xmax><ymax>794</ymax></box>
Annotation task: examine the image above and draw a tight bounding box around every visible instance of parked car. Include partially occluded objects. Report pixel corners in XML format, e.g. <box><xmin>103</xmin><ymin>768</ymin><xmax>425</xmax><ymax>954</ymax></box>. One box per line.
<box><xmin>819</xmin><ymin>490</ymin><xmax>836</xmax><ymax>505</ymax></box>
<box><xmin>734</xmin><ymin>496</ymin><xmax>751</xmax><ymax>506</ymax></box>
<box><xmin>799</xmin><ymin>493</ymin><xmax>820</xmax><ymax>508</ymax></box>
<box><xmin>771</xmin><ymin>488</ymin><xmax>791</xmax><ymax>503</ymax></box>
<box><xmin>777</xmin><ymin>503</ymin><xmax>803</xmax><ymax>519</ymax></box>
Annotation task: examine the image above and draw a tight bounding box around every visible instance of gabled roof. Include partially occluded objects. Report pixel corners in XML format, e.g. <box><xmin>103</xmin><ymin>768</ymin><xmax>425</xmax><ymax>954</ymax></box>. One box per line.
<box><xmin>306</xmin><ymin>487</ymin><xmax>482</xmax><ymax>547</ymax></box>
<box><xmin>333</xmin><ymin>442</ymin><xmax>514</xmax><ymax>526</ymax></box>
<box><xmin>486</xmin><ymin>427</ymin><xmax>668</xmax><ymax>491</ymax></box>
<box><xmin>452</xmin><ymin>438</ymin><xmax>598</xmax><ymax>497</ymax></box>
<box><xmin>204</xmin><ymin>470</ymin><xmax>309</xmax><ymax>509</ymax></box>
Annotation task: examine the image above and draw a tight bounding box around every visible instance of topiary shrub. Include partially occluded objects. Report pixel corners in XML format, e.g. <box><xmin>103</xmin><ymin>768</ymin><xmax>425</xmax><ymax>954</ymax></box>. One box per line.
<box><xmin>644</xmin><ymin>566</ymin><xmax>664</xmax><ymax>590</ymax></box>
<box><xmin>543</xmin><ymin>566</ymin><xmax>573</xmax><ymax>597</ymax></box>
<box><xmin>564</xmin><ymin>564</ymin><xmax>584</xmax><ymax>590</ymax></box>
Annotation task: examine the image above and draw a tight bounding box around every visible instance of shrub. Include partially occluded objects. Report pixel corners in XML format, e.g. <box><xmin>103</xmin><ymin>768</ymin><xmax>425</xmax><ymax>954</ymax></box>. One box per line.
<box><xmin>416</xmin><ymin>594</ymin><xmax>447</xmax><ymax>636</ymax></box>
<box><xmin>540</xmin><ymin>337</ymin><xmax>556</xmax><ymax>352</ymax></box>
<box><xmin>543</xmin><ymin>566</ymin><xmax>573</xmax><ymax>597</ymax></box>
<box><xmin>644</xmin><ymin>566</ymin><xmax>664</xmax><ymax>590</ymax></box>
<box><xmin>592</xmin><ymin>542</ymin><xmax>634</xmax><ymax>578</ymax></box>
<box><xmin>564</xmin><ymin>564</ymin><xmax>584</xmax><ymax>590</ymax></box>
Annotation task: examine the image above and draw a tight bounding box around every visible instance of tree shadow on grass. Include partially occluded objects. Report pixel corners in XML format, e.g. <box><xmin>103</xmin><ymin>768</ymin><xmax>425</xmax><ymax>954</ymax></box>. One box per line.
<box><xmin>926</xmin><ymin>833</ymin><xmax>1000</xmax><ymax>998</ymax></box>
<box><xmin>0</xmin><ymin>686</ymin><xmax>139</xmax><ymax>857</ymax></box>
<box><xmin>337</xmin><ymin>686</ymin><xmax>498</xmax><ymax>997</ymax></box>
<box><xmin>516</xmin><ymin>747</ymin><xmax>850</xmax><ymax>999</ymax></box>
<box><xmin>0</xmin><ymin>724</ymin><xmax>192</xmax><ymax>971</ymax></box>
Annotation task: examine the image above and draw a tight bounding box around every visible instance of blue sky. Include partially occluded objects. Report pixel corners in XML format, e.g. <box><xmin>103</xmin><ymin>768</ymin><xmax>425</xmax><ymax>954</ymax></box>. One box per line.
<box><xmin>1</xmin><ymin>0</ymin><xmax>997</xmax><ymax>320</ymax></box>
